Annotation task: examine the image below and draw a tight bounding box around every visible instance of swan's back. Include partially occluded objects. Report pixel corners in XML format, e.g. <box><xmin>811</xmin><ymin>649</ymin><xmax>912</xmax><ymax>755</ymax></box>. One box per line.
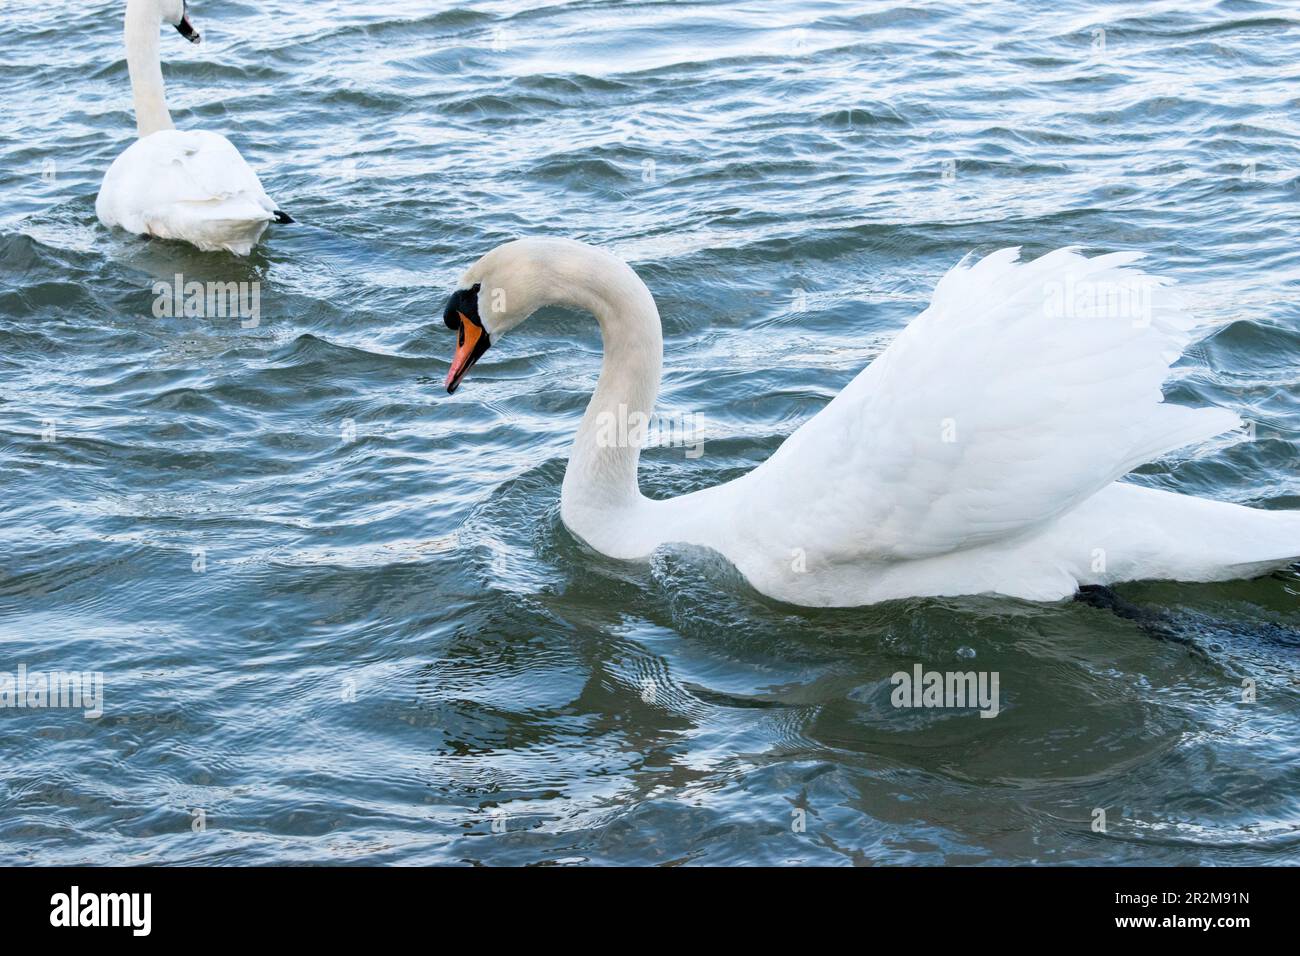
<box><xmin>96</xmin><ymin>129</ymin><xmax>276</xmax><ymax>255</ymax></box>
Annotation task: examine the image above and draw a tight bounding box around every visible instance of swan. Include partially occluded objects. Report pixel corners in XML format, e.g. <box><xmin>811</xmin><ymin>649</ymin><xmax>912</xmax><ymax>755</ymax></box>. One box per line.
<box><xmin>95</xmin><ymin>0</ymin><xmax>291</xmax><ymax>255</ymax></box>
<box><xmin>440</xmin><ymin>238</ymin><xmax>1300</xmax><ymax>607</ymax></box>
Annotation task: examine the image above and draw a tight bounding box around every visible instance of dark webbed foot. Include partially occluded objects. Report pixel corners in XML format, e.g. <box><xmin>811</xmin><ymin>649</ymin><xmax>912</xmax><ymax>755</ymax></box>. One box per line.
<box><xmin>1073</xmin><ymin>585</ymin><xmax>1196</xmax><ymax>649</ymax></box>
<box><xmin>1074</xmin><ymin>584</ymin><xmax>1147</xmax><ymax>621</ymax></box>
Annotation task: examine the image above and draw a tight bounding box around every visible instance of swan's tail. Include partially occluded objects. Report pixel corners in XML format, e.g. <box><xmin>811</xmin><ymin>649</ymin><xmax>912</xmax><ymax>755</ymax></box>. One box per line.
<box><xmin>1075</xmin><ymin>484</ymin><xmax>1300</xmax><ymax>586</ymax></box>
<box><xmin>145</xmin><ymin>199</ymin><xmax>272</xmax><ymax>256</ymax></box>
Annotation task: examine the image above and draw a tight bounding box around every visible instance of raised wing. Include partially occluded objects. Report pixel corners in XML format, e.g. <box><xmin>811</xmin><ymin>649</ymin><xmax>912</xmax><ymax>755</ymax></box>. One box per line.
<box><xmin>747</xmin><ymin>247</ymin><xmax>1239</xmax><ymax>563</ymax></box>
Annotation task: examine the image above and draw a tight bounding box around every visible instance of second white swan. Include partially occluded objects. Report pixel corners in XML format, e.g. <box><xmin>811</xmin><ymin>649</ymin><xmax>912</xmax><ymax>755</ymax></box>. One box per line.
<box><xmin>96</xmin><ymin>0</ymin><xmax>290</xmax><ymax>255</ymax></box>
<box><xmin>441</xmin><ymin>238</ymin><xmax>1299</xmax><ymax>607</ymax></box>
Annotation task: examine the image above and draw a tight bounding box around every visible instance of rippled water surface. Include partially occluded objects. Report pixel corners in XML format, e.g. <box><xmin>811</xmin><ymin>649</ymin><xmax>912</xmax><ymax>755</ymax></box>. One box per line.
<box><xmin>2</xmin><ymin>0</ymin><xmax>1299</xmax><ymax>865</ymax></box>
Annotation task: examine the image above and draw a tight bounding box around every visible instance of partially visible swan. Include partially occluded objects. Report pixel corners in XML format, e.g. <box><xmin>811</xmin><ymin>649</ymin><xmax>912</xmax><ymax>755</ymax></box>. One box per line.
<box><xmin>441</xmin><ymin>238</ymin><xmax>1300</xmax><ymax>607</ymax></box>
<box><xmin>96</xmin><ymin>0</ymin><xmax>290</xmax><ymax>255</ymax></box>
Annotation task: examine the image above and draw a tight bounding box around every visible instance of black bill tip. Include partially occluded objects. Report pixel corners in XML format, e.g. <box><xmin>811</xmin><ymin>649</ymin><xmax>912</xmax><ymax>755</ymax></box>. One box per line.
<box><xmin>176</xmin><ymin>16</ymin><xmax>202</xmax><ymax>44</ymax></box>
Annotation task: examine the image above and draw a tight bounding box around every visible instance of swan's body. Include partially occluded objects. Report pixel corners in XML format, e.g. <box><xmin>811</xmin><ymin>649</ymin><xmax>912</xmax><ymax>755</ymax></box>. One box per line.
<box><xmin>98</xmin><ymin>129</ymin><xmax>281</xmax><ymax>255</ymax></box>
<box><xmin>443</xmin><ymin>238</ymin><xmax>1299</xmax><ymax>607</ymax></box>
<box><xmin>95</xmin><ymin>0</ymin><xmax>287</xmax><ymax>255</ymax></box>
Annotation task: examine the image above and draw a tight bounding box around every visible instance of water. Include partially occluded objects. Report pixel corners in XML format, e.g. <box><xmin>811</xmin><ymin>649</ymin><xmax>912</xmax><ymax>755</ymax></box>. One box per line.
<box><xmin>2</xmin><ymin>0</ymin><xmax>1298</xmax><ymax>865</ymax></box>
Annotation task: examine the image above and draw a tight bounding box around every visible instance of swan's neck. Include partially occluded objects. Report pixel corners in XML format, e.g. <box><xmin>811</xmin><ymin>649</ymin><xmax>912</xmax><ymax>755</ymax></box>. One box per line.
<box><xmin>125</xmin><ymin>0</ymin><xmax>174</xmax><ymax>138</ymax></box>
<box><xmin>553</xmin><ymin>247</ymin><xmax>663</xmax><ymax>524</ymax></box>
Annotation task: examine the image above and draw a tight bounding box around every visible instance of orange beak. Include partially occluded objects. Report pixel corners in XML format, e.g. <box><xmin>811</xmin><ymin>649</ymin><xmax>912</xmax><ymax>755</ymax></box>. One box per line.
<box><xmin>445</xmin><ymin>311</ymin><xmax>489</xmax><ymax>394</ymax></box>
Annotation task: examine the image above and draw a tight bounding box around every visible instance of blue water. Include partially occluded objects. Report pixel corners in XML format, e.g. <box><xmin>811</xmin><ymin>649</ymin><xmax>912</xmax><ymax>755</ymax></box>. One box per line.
<box><xmin>1</xmin><ymin>0</ymin><xmax>1298</xmax><ymax>865</ymax></box>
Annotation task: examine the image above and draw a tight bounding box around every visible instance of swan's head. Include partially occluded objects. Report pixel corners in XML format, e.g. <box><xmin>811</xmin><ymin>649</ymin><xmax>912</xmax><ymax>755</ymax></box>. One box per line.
<box><xmin>442</xmin><ymin>239</ymin><xmax>558</xmax><ymax>394</ymax></box>
<box><xmin>442</xmin><ymin>282</ymin><xmax>490</xmax><ymax>394</ymax></box>
<box><xmin>161</xmin><ymin>0</ymin><xmax>202</xmax><ymax>44</ymax></box>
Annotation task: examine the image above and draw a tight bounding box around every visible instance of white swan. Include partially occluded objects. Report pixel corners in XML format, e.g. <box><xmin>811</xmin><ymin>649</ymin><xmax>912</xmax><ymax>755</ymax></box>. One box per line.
<box><xmin>96</xmin><ymin>0</ymin><xmax>290</xmax><ymax>255</ymax></box>
<box><xmin>441</xmin><ymin>238</ymin><xmax>1299</xmax><ymax>607</ymax></box>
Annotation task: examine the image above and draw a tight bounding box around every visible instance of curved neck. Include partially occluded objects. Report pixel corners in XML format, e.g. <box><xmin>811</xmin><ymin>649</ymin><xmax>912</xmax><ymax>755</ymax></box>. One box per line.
<box><xmin>125</xmin><ymin>0</ymin><xmax>173</xmax><ymax>138</ymax></box>
<box><xmin>550</xmin><ymin>245</ymin><xmax>663</xmax><ymax>520</ymax></box>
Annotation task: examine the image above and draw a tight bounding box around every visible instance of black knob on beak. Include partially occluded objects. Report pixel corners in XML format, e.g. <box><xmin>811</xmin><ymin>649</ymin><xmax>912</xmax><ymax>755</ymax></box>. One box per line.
<box><xmin>444</xmin><ymin>284</ymin><xmax>481</xmax><ymax>330</ymax></box>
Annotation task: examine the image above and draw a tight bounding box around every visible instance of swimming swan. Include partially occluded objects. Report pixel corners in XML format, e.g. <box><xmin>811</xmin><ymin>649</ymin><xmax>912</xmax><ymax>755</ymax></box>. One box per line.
<box><xmin>441</xmin><ymin>238</ymin><xmax>1299</xmax><ymax>607</ymax></box>
<box><xmin>96</xmin><ymin>0</ymin><xmax>290</xmax><ymax>255</ymax></box>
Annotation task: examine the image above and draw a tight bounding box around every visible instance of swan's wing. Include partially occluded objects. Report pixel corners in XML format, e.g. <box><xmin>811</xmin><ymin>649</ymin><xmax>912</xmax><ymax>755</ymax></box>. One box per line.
<box><xmin>747</xmin><ymin>247</ymin><xmax>1239</xmax><ymax>562</ymax></box>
